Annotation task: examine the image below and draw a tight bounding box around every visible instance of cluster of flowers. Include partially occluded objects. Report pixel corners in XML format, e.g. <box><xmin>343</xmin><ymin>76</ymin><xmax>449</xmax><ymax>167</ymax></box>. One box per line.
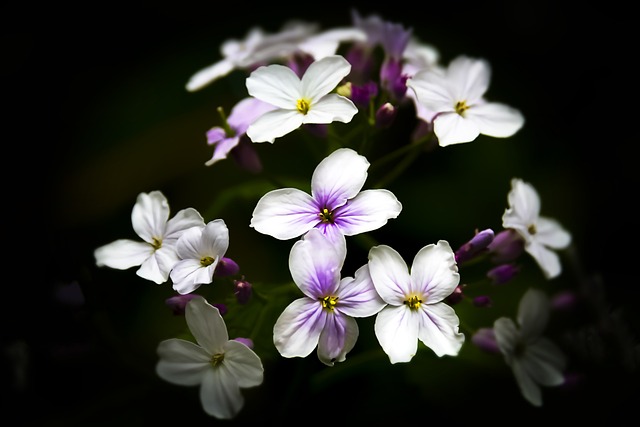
<box><xmin>94</xmin><ymin>10</ymin><xmax>573</xmax><ymax>420</ymax></box>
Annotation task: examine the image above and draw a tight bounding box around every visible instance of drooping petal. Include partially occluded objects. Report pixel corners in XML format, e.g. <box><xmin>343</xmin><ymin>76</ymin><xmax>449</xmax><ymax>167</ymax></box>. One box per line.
<box><xmin>368</xmin><ymin>245</ymin><xmax>411</xmax><ymax>306</ymax></box>
<box><xmin>374</xmin><ymin>305</ymin><xmax>419</xmax><ymax>363</ymax></box>
<box><xmin>245</xmin><ymin>109</ymin><xmax>305</xmax><ymax>143</ymax></box>
<box><xmin>332</xmin><ymin>189</ymin><xmax>402</xmax><ymax>236</ymax></box>
<box><xmin>222</xmin><ymin>340</ymin><xmax>264</xmax><ymax>388</ymax></box>
<box><xmin>311</xmin><ymin>148</ymin><xmax>369</xmax><ymax>213</ymax></box>
<box><xmin>164</xmin><ymin>207</ymin><xmax>206</xmax><ymax>242</ymax></box>
<box><xmin>303</xmin><ymin>94</ymin><xmax>358</xmax><ymax>124</ymax></box>
<box><xmin>205</xmin><ymin>135</ymin><xmax>240</xmax><ymax>166</ymax></box>
<box><xmin>337</xmin><ymin>265</ymin><xmax>386</xmax><ymax>317</ymax></box>
<box><xmin>468</xmin><ymin>102</ymin><xmax>525</xmax><ymax>138</ymax></box>
<box><xmin>273</xmin><ymin>298</ymin><xmax>326</xmax><ymax>358</ymax></box>
<box><xmin>131</xmin><ymin>191</ymin><xmax>170</xmax><ymax>242</ymax></box>
<box><xmin>417</xmin><ymin>303</ymin><xmax>465</xmax><ymax>357</ymax></box>
<box><xmin>535</xmin><ymin>217</ymin><xmax>572</xmax><ymax>249</ymax></box>
<box><xmin>186</xmin><ymin>297</ymin><xmax>228</xmax><ymax>354</ymax></box>
<box><xmin>317</xmin><ymin>313</ymin><xmax>358</xmax><ymax>366</ymax></box>
<box><xmin>137</xmin><ymin>251</ymin><xmax>170</xmax><ymax>284</ymax></box>
<box><xmin>156</xmin><ymin>338</ymin><xmax>210</xmax><ymax>385</ymax></box>
<box><xmin>250</xmin><ymin>188</ymin><xmax>319</xmax><ymax>239</ymax></box>
<box><xmin>525</xmin><ymin>242</ymin><xmax>562</xmax><ymax>279</ymax></box>
<box><xmin>171</xmin><ymin>260</ymin><xmax>216</xmax><ymax>295</ymax></box>
<box><xmin>301</xmin><ymin>55</ymin><xmax>352</xmax><ymax>101</ymax></box>
<box><xmin>200</xmin><ymin>367</ymin><xmax>244</xmax><ymax>419</ymax></box>
<box><xmin>289</xmin><ymin>228</ymin><xmax>343</xmax><ymax>297</ymax></box>
<box><xmin>201</xmin><ymin>220</ymin><xmax>230</xmax><ymax>258</ymax></box>
<box><xmin>511</xmin><ymin>360</ymin><xmax>543</xmax><ymax>407</ymax></box>
<box><xmin>433</xmin><ymin>112</ymin><xmax>480</xmax><ymax>146</ymax></box>
<box><xmin>410</xmin><ymin>241</ymin><xmax>459</xmax><ymax>302</ymax></box>
<box><xmin>94</xmin><ymin>239</ymin><xmax>153</xmax><ymax>270</ymax></box>
<box><xmin>245</xmin><ymin>63</ymin><xmax>302</xmax><ymax>109</ymax></box>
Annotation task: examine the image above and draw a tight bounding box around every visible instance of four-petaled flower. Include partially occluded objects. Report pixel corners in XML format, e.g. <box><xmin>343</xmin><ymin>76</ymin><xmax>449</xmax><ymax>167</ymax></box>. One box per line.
<box><xmin>250</xmin><ymin>147</ymin><xmax>402</xmax><ymax>243</ymax></box>
<box><xmin>156</xmin><ymin>296</ymin><xmax>264</xmax><ymax>419</ymax></box>
<box><xmin>406</xmin><ymin>55</ymin><xmax>525</xmax><ymax>147</ymax></box>
<box><xmin>245</xmin><ymin>55</ymin><xmax>358</xmax><ymax>143</ymax></box>
<box><xmin>368</xmin><ymin>240</ymin><xmax>465</xmax><ymax>363</ymax></box>
<box><xmin>502</xmin><ymin>178</ymin><xmax>572</xmax><ymax>279</ymax></box>
<box><xmin>94</xmin><ymin>191</ymin><xmax>205</xmax><ymax>284</ymax></box>
<box><xmin>273</xmin><ymin>228</ymin><xmax>386</xmax><ymax>366</ymax></box>
<box><xmin>493</xmin><ymin>288</ymin><xmax>567</xmax><ymax>407</ymax></box>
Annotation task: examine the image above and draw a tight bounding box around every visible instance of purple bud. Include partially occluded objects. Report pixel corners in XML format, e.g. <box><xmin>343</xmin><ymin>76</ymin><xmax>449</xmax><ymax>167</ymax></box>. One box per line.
<box><xmin>487</xmin><ymin>229</ymin><xmax>525</xmax><ymax>264</ymax></box>
<box><xmin>212</xmin><ymin>303</ymin><xmax>228</xmax><ymax>316</ymax></box>
<box><xmin>350</xmin><ymin>81</ymin><xmax>379</xmax><ymax>106</ymax></box>
<box><xmin>455</xmin><ymin>228</ymin><xmax>495</xmax><ymax>264</ymax></box>
<box><xmin>233</xmin><ymin>276</ymin><xmax>252</xmax><ymax>305</ymax></box>
<box><xmin>233</xmin><ymin>337</ymin><xmax>254</xmax><ymax>349</ymax></box>
<box><xmin>472</xmin><ymin>295</ymin><xmax>492</xmax><ymax>308</ymax></box>
<box><xmin>215</xmin><ymin>257</ymin><xmax>240</xmax><ymax>277</ymax></box>
<box><xmin>487</xmin><ymin>263</ymin><xmax>520</xmax><ymax>285</ymax></box>
<box><xmin>375</xmin><ymin>102</ymin><xmax>397</xmax><ymax>129</ymax></box>
<box><xmin>472</xmin><ymin>328</ymin><xmax>500</xmax><ymax>354</ymax></box>
<box><xmin>445</xmin><ymin>284</ymin><xmax>465</xmax><ymax>305</ymax></box>
<box><xmin>165</xmin><ymin>294</ymin><xmax>201</xmax><ymax>315</ymax></box>
<box><xmin>551</xmin><ymin>290</ymin><xmax>578</xmax><ymax>311</ymax></box>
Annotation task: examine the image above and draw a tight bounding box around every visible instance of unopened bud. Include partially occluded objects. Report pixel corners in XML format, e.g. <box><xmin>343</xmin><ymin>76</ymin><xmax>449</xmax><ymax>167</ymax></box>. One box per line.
<box><xmin>233</xmin><ymin>337</ymin><xmax>254</xmax><ymax>349</ymax></box>
<box><xmin>472</xmin><ymin>295</ymin><xmax>492</xmax><ymax>308</ymax></box>
<box><xmin>487</xmin><ymin>263</ymin><xmax>520</xmax><ymax>285</ymax></box>
<box><xmin>233</xmin><ymin>276</ymin><xmax>253</xmax><ymax>305</ymax></box>
<box><xmin>487</xmin><ymin>229</ymin><xmax>525</xmax><ymax>264</ymax></box>
<box><xmin>472</xmin><ymin>328</ymin><xmax>500</xmax><ymax>354</ymax></box>
<box><xmin>455</xmin><ymin>228</ymin><xmax>495</xmax><ymax>264</ymax></box>
<box><xmin>446</xmin><ymin>284</ymin><xmax>465</xmax><ymax>305</ymax></box>
<box><xmin>166</xmin><ymin>294</ymin><xmax>201</xmax><ymax>315</ymax></box>
<box><xmin>215</xmin><ymin>257</ymin><xmax>240</xmax><ymax>277</ymax></box>
<box><xmin>375</xmin><ymin>102</ymin><xmax>397</xmax><ymax>129</ymax></box>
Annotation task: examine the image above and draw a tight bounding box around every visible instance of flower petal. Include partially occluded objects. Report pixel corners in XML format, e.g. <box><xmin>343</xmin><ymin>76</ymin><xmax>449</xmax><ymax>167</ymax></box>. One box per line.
<box><xmin>246</xmin><ymin>109</ymin><xmax>304</xmax><ymax>143</ymax></box>
<box><xmin>246</xmin><ymin>63</ymin><xmax>302</xmax><ymax>109</ymax></box>
<box><xmin>517</xmin><ymin>288</ymin><xmax>549</xmax><ymax>339</ymax></box>
<box><xmin>511</xmin><ymin>359</ymin><xmax>543</xmax><ymax>407</ymax></box>
<box><xmin>493</xmin><ymin>317</ymin><xmax>518</xmax><ymax>356</ymax></box>
<box><xmin>250</xmin><ymin>188</ymin><xmax>318</xmax><ymax>239</ymax></box>
<box><xmin>156</xmin><ymin>338</ymin><xmax>210</xmax><ymax>385</ymax></box>
<box><xmin>186</xmin><ymin>59</ymin><xmax>235</xmax><ymax>92</ymax></box>
<box><xmin>374</xmin><ymin>305</ymin><xmax>419</xmax><ymax>363</ymax></box>
<box><xmin>171</xmin><ymin>260</ymin><xmax>215</xmax><ymax>294</ymax></box>
<box><xmin>94</xmin><ymin>239</ymin><xmax>152</xmax><ymax>270</ymax></box>
<box><xmin>273</xmin><ymin>298</ymin><xmax>325</xmax><ymax>358</ymax></box>
<box><xmin>185</xmin><ymin>297</ymin><xmax>228</xmax><ymax>354</ymax></box>
<box><xmin>525</xmin><ymin>338</ymin><xmax>566</xmax><ymax>386</ymax></box>
<box><xmin>131</xmin><ymin>191</ymin><xmax>170</xmax><ymax>242</ymax></box>
<box><xmin>301</xmin><ymin>55</ymin><xmax>352</xmax><ymax>101</ymax></box>
<box><xmin>433</xmin><ymin>112</ymin><xmax>480</xmax><ymax>146</ymax></box>
<box><xmin>137</xmin><ymin>249</ymin><xmax>173</xmax><ymax>284</ymax></box>
<box><xmin>447</xmin><ymin>56</ymin><xmax>490</xmax><ymax>103</ymax></box>
<box><xmin>417</xmin><ymin>303</ymin><xmax>465</xmax><ymax>357</ymax></box>
<box><xmin>201</xmin><ymin>219</ymin><xmax>230</xmax><ymax>258</ymax></box>
<box><xmin>303</xmin><ymin>94</ymin><xmax>357</xmax><ymax>124</ymax></box>
<box><xmin>333</xmin><ymin>189</ymin><xmax>402</xmax><ymax>236</ymax></box>
<box><xmin>164</xmin><ymin>207</ymin><xmax>205</xmax><ymax>242</ymax></box>
<box><xmin>535</xmin><ymin>217</ymin><xmax>572</xmax><ymax>249</ymax></box>
<box><xmin>525</xmin><ymin>242</ymin><xmax>562</xmax><ymax>279</ymax></box>
<box><xmin>337</xmin><ymin>264</ymin><xmax>386</xmax><ymax>317</ymax></box>
<box><xmin>222</xmin><ymin>340</ymin><xmax>264</xmax><ymax>388</ymax></box>
<box><xmin>200</xmin><ymin>368</ymin><xmax>243</xmax><ymax>419</ymax></box>
<box><xmin>469</xmin><ymin>102</ymin><xmax>525</xmax><ymax>138</ymax></box>
<box><xmin>311</xmin><ymin>148</ymin><xmax>369</xmax><ymax>210</ymax></box>
<box><xmin>410</xmin><ymin>240</ymin><xmax>459</xmax><ymax>302</ymax></box>
<box><xmin>317</xmin><ymin>313</ymin><xmax>358</xmax><ymax>366</ymax></box>
<box><xmin>368</xmin><ymin>245</ymin><xmax>411</xmax><ymax>306</ymax></box>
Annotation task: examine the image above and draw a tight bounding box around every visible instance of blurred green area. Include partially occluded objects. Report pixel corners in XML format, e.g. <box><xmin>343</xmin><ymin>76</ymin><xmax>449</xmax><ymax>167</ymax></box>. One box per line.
<box><xmin>4</xmin><ymin>2</ymin><xmax>637</xmax><ymax>425</ymax></box>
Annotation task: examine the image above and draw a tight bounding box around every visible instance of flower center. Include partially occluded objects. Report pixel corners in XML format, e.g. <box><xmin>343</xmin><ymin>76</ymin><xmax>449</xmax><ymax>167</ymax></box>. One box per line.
<box><xmin>151</xmin><ymin>237</ymin><xmax>162</xmax><ymax>250</ymax></box>
<box><xmin>318</xmin><ymin>207</ymin><xmax>334</xmax><ymax>223</ymax></box>
<box><xmin>296</xmin><ymin>98</ymin><xmax>311</xmax><ymax>115</ymax></box>
<box><xmin>320</xmin><ymin>295</ymin><xmax>339</xmax><ymax>311</ymax></box>
<box><xmin>210</xmin><ymin>352</ymin><xmax>224</xmax><ymax>367</ymax></box>
<box><xmin>455</xmin><ymin>100</ymin><xmax>469</xmax><ymax>116</ymax></box>
<box><xmin>528</xmin><ymin>224</ymin><xmax>537</xmax><ymax>235</ymax></box>
<box><xmin>200</xmin><ymin>256</ymin><xmax>216</xmax><ymax>267</ymax></box>
<box><xmin>404</xmin><ymin>295</ymin><xmax>423</xmax><ymax>310</ymax></box>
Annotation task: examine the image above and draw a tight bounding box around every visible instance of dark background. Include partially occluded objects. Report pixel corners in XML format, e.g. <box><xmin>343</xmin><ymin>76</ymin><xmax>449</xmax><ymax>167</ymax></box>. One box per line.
<box><xmin>4</xmin><ymin>2</ymin><xmax>637</xmax><ymax>425</ymax></box>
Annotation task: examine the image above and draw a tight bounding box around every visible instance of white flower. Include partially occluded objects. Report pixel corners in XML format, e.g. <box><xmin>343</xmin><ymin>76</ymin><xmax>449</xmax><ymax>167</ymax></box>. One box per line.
<box><xmin>156</xmin><ymin>296</ymin><xmax>264</xmax><ymax>419</ymax></box>
<box><xmin>406</xmin><ymin>55</ymin><xmax>525</xmax><ymax>147</ymax></box>
<box><xmin>250</xmin><ymin>147</ymin><xmax>402</xmax><ymax>243</ymax></box>
<box><xmin>502</xmin><ymin>178</ymin><xmax>572</xmax><ymax>279</ymax></box>
<box><xmin>186</xmin><ymin>21</ymin><xmax>318</xmax><ymax>92</ymax></box>
<box><xmin>493</xmin><ymin>288</ymin><xmax>567</xmax><ymax>407</ymax></box>
<box><xmin>368</xmin><ymin>241</ymin><xmax>465</xmax><ymax>363</ymax></box>
<box><xmin>245</xmin><ymin>55</ymin><xmax>358</xmax><ymax>143</ymax></box>
<box><xmin>94</xmin><ymin>191</ymin><xmax>205</xmax><ymax>284</ymax></box>
<box><xmin>170</xmin><ymin>219</ymin><xmax>230</xmax><ymax>295</ymax></box>
<box><xmin>273</xmin><ymin>228</ymin><xmax>385</xmax><ymax>366</ymax></box>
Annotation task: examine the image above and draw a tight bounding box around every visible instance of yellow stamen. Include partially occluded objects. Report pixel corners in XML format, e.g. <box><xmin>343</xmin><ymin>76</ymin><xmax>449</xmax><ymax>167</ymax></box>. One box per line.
<box><xmin>320</xmin><ymin>296</ymin><xmax>339</xmax><ymax>311</ymax></box>
<box><xmin>210</xmin><ymin>353</ymin><xmax>224</xmax><ymax>367</ymax></box>
<box><xmin>318</xmin><ymin>207</ymin><xmax>334</xmax><ymax>223</ymax></box>
<box><xmin>151</xmin><ymin>237</ymin><xmax>162</xmax><ymax>250</ymax></box>
<box><xmin>297</xmin><ymin>98</ymin><xmax>311</xmax><ymax>115</ymax></box>
<box><xmin>455</xmin><ymin>100</ymin><xmax>469</xmax><ymax>116</ymax></box>
<box><xmin>404</xmin><ymin>295</ymin><xmax>423</xmax><ymax>310</ymax></box>
<box><xmin>528</xmin><ymin>224</ymin><xmax>537</xmax><ymax>235</ymax></box>
<box><xmin>200</xmin><ymin>256</ymin><xmax>215</xmax><ymax>267</ymax></box>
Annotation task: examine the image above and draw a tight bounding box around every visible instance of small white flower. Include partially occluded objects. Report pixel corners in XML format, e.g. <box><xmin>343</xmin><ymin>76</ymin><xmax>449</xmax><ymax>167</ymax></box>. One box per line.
<box><xmin>156</xmin><ymin>296</ymin><xmax>264</xmax><ymax>419</ymax></box>
<box><xmin>502</xmin><ymin>178</ymin><xmax>572</xmax><ymax>279</ymax></box>
<box><xmin>406</xmin><ymin>55</ymin><xmax>525</xmax><ymax>147</ymax></box>
<box><xmin>493</xmin><ymin>288</ymin><xmax>567</xmax><ymax>407</ymax></box>
<box><xmin>245</xmin><ymin>55</ymin><xmax>358</xmax><ymax>143</ymax></box>
<box><xmin>368</xmin><ymin>241</ymin><xmax>465</xmax><ymax>363</ymax></box>
<box><xmin>170</xmin><ymin>219</ymin><xmax>230</xmax><ymax>295</ymax></box>
<box><xmin>94</xmin><ymin>191</ymin><xmax>205</xmax><ymax>284</ymax></box>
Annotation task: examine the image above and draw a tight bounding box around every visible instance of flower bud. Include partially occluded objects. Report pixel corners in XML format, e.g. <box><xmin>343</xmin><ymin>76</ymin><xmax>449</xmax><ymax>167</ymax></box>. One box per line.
<box><xmin>472</xmin><ymin>295</ymin><xmax>492</xmax><ymax>308</ymax></box>
<box><xmin>445</xmin><ymin>284</ymin><xmax>465</xmax><ymax>305</ymax></box>
<box><xmin>215</xmin><ymin>257</ymin><xmax>240</xmax><ymax>277</ymax></box>
<box><xmin>455</xmin><ymin>228</ymin><xmax>495</xmax><ymax>264</ymax></box>
<box><xmin>375</xmin><ymin>102</ymin><xmax>397</xmax><ymax>129</ymax></box>
<box><xmin>233</xmin><ymin>337</ymin><xmax>254</xmax><ymax>349</ymax></box>
<box><xmin>165</xmin><ymin>294</ymin><xmax>201</xmax><ymax>315</ymax></box>
<box><xmin>233</xmin><ymin>276</ymin><xmax>253</xmax><ymax>305</ymax></box>
<box><xmin>486</xmin><ymin>263</ymin><xmax>520</xmax><ymax>285</ymax></box>
<box><xmin>487</xmin><ymin>229</ymin><xmax>525</xmax><ymax>264</ymax></box>
<box><xmin>471</xmin><ymin>328</ymin><xmax>500</xmax><ymax>354</ymax></box>
<box><xmin>350</xmin><ymin>81</ymin><xmax>378</xmax><ymax>107</ymax></box>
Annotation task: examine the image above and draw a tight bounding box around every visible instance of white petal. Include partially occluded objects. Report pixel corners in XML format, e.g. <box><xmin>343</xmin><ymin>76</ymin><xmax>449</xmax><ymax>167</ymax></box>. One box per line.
<box><xmin>337</xmin><ymin>265</ymin><xmax>386</xmax><ymax>317</ymax></box>
<box><xmin>468</xmin><ymin>102</ymin><xmax>525</xmax><ymax>138</ymax></box>
<box><xmin>517</xmin><ymin>288</ymin><xmax>549</xmax><ymax>339</ymax></box>
<box><xmin>535</xmin><ymin>217</ymin><xmax>572</xmax><ymax>249</ymax></box>
<box><xmin>200</xmin><ymin>368</ymin><xmax>243</xmax><ymax>419</ymax></box>
<box><xmin>525</xmin><ymin>338</ymin><xmax>566</xmax><ymax>386</ymax></box>
<box><xmin>367</xmin><ymin>245</ymin><xmax>411</xmax><ymax>306</ymax></box>
<box><xmin>433</xmin><ymin>112</ymin><xmax>480</xmax><ymax>146</ymax></box>
<box><xmin>201</xmin><ymin>219</ymin><xmax>230</xmax><ymax>258</ymax></box>
<box><xmin>131</xmin><ymin>191</ymin><xmax>170</xmax><ymax>242</ymax></box>
<box><xmin>511</xmin><ymin>360</ymin><xmax>543</xmax><ymax>406</ymax></box>
<box><xmin>222</xmin><ymin>340</ymin><xmax>264</xmax><ymax>388</ymax></box>
<box><xmin>447</xmin><ymin>56</ymin><xmax>491</xmax><ymax>102</ymax></box>
<box><xmin>175</xmin><ymin>226</ymin><xmax>206</xmax><ymax>260</ymax></box>
<box><xmin>245</xmin><ymin>109</ymin><xmax>304</xmax><ymax>143</ymax></box>
<box><xmin>332</xmin><ymin>189</ymin><xmax>402</xmax><ymax>236</ymax></box>
<box><xmin>273</xmin><ymin>298</ymin><xmax>325</xmax><ymax>358</ymax></box>
<box><xmin>406</xmin><ymin>69</ymin><xmax>453</xmax><ymax>112</ymax></box>
<box><xmin>94</xmin><ymin>239</ymin><xmax>152</xmax><ymax>270</ymax></box>
<box><xmin>137</xmin><ymin>252</ymin><xmax>170</xmax><ymax>284</ymax></box>
<box><xmin>245</xmin><ymin>64</ymin><xmax>302</xmax><ymax>109</ymax></box>
<box><xmin>525</xmin><ymin>242</ymin><xmax>562</xmax><ymax>279</ymax></box>
<box><xmin>301</xmin><ymin>55</ymin><xmax>351</xmax><ymax>100</ymax></box>
<box><xmin>171</xmin><ymin>261</ymin><xmax>214</xmax><ymax>294</ymax></box>
<box><xmin>374</xmin><ymin>305</ymin><xmax>419</xmax><ymax>363</ymax></box>
<box><xmin>410</xmin><ymin>241</ymin><xmax>459</xmax><ymax>302</ymax></box>
<box><xmin>317</xmin><ymin>313</ymin><xmax>358</xmax><ymax>366</ymax></box>
<box><xmin>289</xmin><ymin>228</ymin><xmax>343</xmax><ymax>298</ymax></box>
<box><xmin>186</xmin><ymin>59</ymin><xmax>235</xmax><ymax>92</ymax></box>
<box><xmin>493</xmin><ymin>317</ymin><xmax>519</xmax><ymax>356</ymax></box>
<box><xmin>164</xmin><ymin>208</ymin><xmax>205</xmax><ymax>242</ymax></box>
<box><xmin>250</xmin><ymin>188</ymin><xmax>318</xmax><ymax>239</ymax></box>
<box><xmin>417</xmin><ymin>303</ymin><xmax>465</xmax><ymax>357</ymax></box>
<box><xmin>303</xmin><ymin>94</ymin><xmax>358</xmax><ymax>124</ymax></box>
<box><xmin>186</xmin><ymin>297</ymin><xmax>228</xmax><ymax>354</ymax></box>
<box><xmin>156</xmin><ymin>338</ymin><xmax>210</xmax><ymax>385</ymax></box>
<box><xmin>311</xmin><ymin>148</ymin><xmax>369</xmax><ymax>210</ymax></box>
<box><xmin>502</xmin><ymin>178</ymin><xmax>540</xmax><ymax>231</ymax></box>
